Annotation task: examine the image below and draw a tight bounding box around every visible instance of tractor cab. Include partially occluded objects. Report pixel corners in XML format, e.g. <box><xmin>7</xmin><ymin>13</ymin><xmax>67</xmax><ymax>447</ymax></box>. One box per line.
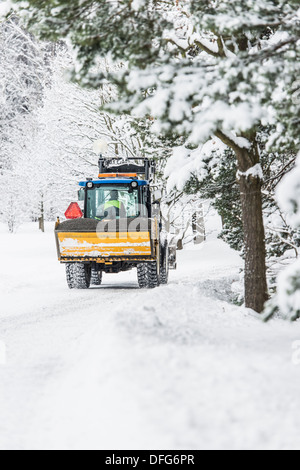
<box><xmin>78</xmin><ymin>157</ymin><xmax>154</xmax><ymax>222</ymax></box>
<box><xmin>79</xmin><ymin>178</ymin><xmax>149</xmax><ymax>221</ymax></box>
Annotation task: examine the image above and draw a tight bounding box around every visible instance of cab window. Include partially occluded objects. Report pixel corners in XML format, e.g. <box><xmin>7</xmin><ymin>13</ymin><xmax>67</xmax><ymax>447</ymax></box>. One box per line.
<box><xmin>86</xmin><ymin>185</ymin><xmax>140</xmax><ymax>220</ymax></box>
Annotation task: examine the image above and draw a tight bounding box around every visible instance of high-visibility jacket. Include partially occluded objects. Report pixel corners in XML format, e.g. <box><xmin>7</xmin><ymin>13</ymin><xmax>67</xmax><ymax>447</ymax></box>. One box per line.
<box><xmin>104</xmin><ymin>200</ymin><xmax>124</xmax><ymax>217</ymax></box>
<box><xmin>95</xmin><ymin>200</ymin><xmax>123</xmax><ymax>220</ymax></box>
<box><xmin>104</xmin><ymin>200</ymin><xmax>121</xmax><ymax>210</ymax></box>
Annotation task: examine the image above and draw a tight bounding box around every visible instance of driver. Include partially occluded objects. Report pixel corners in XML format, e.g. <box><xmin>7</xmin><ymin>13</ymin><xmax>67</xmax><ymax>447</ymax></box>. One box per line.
<box><xmin>96</xmin><ymin>190</ymin><xmax>126</xmax><ymax>219</ymax></box>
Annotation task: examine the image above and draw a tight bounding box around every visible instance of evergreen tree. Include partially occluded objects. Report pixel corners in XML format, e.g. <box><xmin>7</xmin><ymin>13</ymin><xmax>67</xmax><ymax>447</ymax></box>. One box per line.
<box><xmin>185</xmin><ymin>132</ymin><xmax>297</xmax><ymax>258</ymax></box>
<box><xmin>185</xmin><ymin>148</ymin><xmax>244</xmax><ymax>252</ymax></box>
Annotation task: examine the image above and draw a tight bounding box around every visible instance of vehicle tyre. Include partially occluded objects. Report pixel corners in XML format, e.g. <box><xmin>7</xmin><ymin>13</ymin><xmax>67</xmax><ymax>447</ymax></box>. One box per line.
<box><xmin>137</xmin><ymin>263</ymin><xmax>148</xmax><ymax>288</ymax></box>
<box><xmin>160</xmin><ymin>241</ymin><xmax>169</xmax><ymax>285</ymax></box>
<box><xmin>66</xmin><ymin>263</ymin><xmax>75</xmax><ymax>289</ymax></box>
<box><xmin>160</xmin><ymin>265</ymin><xmax>169</xmax><ymax>285</ymax></box>
<box><xmin>91</xmin><ymin>268</ymin><xmax>103</xmax><ymax>286</ymax></box>
<box><xmin>147</xmin><ymin>261</ymin><xmax>160</xmax><ymax>289</ymax></box>
<box><xmin>66</xmin><ymin>263</ymin><xmax>91</xmax><ymax>289</ymax></box>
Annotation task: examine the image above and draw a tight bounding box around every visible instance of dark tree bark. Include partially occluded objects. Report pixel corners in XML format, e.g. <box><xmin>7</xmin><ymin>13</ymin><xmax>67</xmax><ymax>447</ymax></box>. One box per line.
<box><xmin>216</xmin><ymin>130</ymin><xmax>269</xmax><ymax>313</ymax></box>
<box><xmin>177</xmin><ymin>238</ymin><xmax>183</xmax><ymax>250</ymax></box>
<box><xmin>39</xmin><ymin>198</ymin><xmax>45</xmax><ymax>233</ymax></box>
<box><xmin>238</xmin><ymin>173</ymin><xmax>268</xmax><ymax>312</ymax></box>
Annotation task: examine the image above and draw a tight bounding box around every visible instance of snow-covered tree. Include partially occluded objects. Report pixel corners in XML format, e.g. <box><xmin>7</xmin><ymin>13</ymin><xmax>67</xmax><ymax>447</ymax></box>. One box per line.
<box><xmin>5</xmin><ymin>46</ymin><xmax>147</xmax><ymax>228</ymax></box>
<box><xmin>185</xmin><ymin>135</ymin><xmax>298</xmax><ymax>258</ymax></box>
<box><xmin>0</xmin><ymin>16</ymin><xmax>47</xmax><ymax>231</ymax></box>
<box><xmin>0</xmin><ymin>16</ymin><xmax>149</xmax><ymax>231</ymax></box>
<box><xmin>5</xmin><ymin>0</ymin><xmax>300</xmax><ymax>312</ymax></box>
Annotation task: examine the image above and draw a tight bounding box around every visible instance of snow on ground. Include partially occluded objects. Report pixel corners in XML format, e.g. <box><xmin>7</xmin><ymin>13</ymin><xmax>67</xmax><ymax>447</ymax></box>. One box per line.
<box><xmin>1</xmin><ymin>222</ymin><xmax>300</xmax><ymax>450</ymax></box>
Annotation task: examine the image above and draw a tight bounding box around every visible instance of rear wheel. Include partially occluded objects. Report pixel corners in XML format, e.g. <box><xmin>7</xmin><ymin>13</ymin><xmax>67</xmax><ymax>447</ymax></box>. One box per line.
<box><xmin>137</xmin><ymin>264</ymin><xmax>148</xmax><ymax>288</ymax></box>
<box><xmin>137</xmin><ymin>262</ymin><xmax>160</xmax><ymax>289</ymax></box>
<box><xmin>91</xmin><ymin>268</ymin><xmax>103</xmax><ymax>286</ymax></box>
<box><xmin>66</xmin><ymin>263</ymin><xmax>75</xmax><ymax>289</ymax></box>
<box><xmin>147</xmin><ymin>261</ymin><xmax>160</xmax><ymax>289</ymax></box>
<box><xmin>65</xmin><ymin>263</ymin><xmax>91</xmax><ymax>289</ymax></box>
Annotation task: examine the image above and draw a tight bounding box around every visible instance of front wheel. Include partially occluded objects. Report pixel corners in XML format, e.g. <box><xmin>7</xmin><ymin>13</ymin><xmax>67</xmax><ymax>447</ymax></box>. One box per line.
<box><xmin>137</xmin><ymin>264</ymin><xmax>148</xmax><ymax>288</ymax></box>
<box><xmin>65</xmin><ymin>263</ymin><xmax>91</xmax><ymax>289</ymax></box>
<box><xmin>160</xmin><ymin>241</ymin><xmax>169</xmax><ymax>285</ymax></box>
<box><xmin>159</xmin><ymin>266</ymin><xmax>169</xmax><ymax>285</ymax></box>
<box><xmin>147</xmin><ymin>261</ymin><xmax>160</xmax><ymax>289</ymax></box>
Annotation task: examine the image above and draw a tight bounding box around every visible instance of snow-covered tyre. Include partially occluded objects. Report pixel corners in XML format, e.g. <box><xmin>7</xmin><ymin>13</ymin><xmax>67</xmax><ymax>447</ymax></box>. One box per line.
<box><xmin>160</xmin><ymin>266</ymin><xmax>169</xmax><ymax>285</ymax></box>
<box><xmin>160</xmin><ymin>242</ymin><xmax>169</xmax><ymax>285</ymax></box>
<box><xmin>66</xmin><ymin>263</ymin><xmax>75</xmax><ymax>289</ymax></box>
<box><xmin>137</xmin><ymin>264</ymin><xmax>148</xmax><ymax>288</ymax></box>
<box><xmin>147</xmin><ymin>262</ymin><xmax>160</xmax><ymax>289</ymax></box>
<box><xmin>66</xmin><ymin>263</ymin><xmax>91</xmax><ymax>289</ymax></box>
<box><xmin>91</xmin><ymin>268</ymin><xmax>102</xmax><ymax>286</ymax></box>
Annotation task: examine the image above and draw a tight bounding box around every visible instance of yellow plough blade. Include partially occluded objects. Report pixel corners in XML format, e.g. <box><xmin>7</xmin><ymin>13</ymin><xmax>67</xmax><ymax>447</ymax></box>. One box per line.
<box><xmin>57</xmin><ymin>232</ymin><xmax>152</xmax><ymax>258</ymax></box>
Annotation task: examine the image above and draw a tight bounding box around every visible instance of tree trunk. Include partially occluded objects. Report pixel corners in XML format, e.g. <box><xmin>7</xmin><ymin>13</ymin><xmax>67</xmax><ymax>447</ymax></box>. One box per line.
<box><xmin>39</xmin><ymin>198</ymin><xmax>45</xmax><ymax>233</ymax></box>
<box><xmin>234</xmin><ymin>139</ymin><xmax>269</xmax><ymax>313</ymax></box>
<box><xmin>215</xmin><ymin>130</ymin><xmax>269</xmax><ymax>313</ymax></box>
<box><xmin>177</xmin><ymin>238</ymin><xmax>183</xmax><ymax>250</ymax></box>
<box><xmin>192</xmin><ymin>212</ymin><xmax>197</xmax><ymax>241</ymax></box>
<box><xmin>238</xmin><ymin>174</ymin><xmax>268</xmax><ymax>312</ymax></box>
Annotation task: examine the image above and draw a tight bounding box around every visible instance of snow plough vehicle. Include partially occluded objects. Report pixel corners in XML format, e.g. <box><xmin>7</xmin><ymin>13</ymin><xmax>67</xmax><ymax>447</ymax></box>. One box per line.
<box><xmin>55</xmin><ymin>154</ymin><xmax>177</xmax><ymax>289</ymax></box>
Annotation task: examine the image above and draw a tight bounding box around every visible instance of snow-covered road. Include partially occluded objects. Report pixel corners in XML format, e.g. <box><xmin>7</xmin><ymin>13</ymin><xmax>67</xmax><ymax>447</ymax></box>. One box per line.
<box><xmin>1</xmin><ymin>224</ymin><xmax>300</xmax><ymax>450</ymax></box>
